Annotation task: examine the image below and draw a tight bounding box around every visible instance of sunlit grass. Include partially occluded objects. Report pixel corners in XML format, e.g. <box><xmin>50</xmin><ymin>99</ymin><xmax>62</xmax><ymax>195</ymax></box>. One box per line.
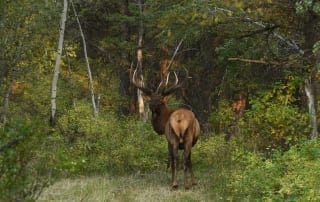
<box><xmin>38</xmin><ymin>136</ymin><xmax>235</xmax><ymax>201</ymax></box>
<box><xmin>38</xmin><ymin>171</ymin><xmax>215</xmax><ymax>202</ymax></box>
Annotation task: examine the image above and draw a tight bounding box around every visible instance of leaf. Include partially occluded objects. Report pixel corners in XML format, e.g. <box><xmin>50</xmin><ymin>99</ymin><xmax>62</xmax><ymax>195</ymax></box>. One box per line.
<box><xmin>312</xmin><ymin>41</ymin><xmax>320</xmax><ymax>54</ymax></box>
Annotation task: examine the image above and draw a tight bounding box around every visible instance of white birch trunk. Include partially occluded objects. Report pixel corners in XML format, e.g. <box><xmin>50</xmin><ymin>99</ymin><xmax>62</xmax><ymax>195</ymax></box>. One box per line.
<box><xmin>70</xmin><ymin>0</ymin><xmax>98</xmax><ymax>117</ymax></box>
<box><xmin>305</xmin><ymin>78</ymin><xmax>318</xmax><ymax>138</ymax></box>
<box><xmin>136</xmin><ymin>0</ymin><xmax>147</xmax><ymax>121</ymax></box>
<box><xmin>50</xmin><ymin>0</ymin><xmax>68</xmax><ymax>125</ymax></box>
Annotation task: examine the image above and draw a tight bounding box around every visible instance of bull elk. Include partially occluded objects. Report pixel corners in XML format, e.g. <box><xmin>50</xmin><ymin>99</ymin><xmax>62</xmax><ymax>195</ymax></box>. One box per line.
<box><xmin>131</xmin><ymin>68</ymin><xmax>200</xmax><ymax>189</ymax></box>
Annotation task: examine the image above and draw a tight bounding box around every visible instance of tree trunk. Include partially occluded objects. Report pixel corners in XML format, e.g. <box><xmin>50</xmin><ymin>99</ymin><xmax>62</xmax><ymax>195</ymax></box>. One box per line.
<box><xmin>136</xmin><ymin>0</ymin><xmax>147</xmax><ymax>121</ymax></box>
<box><xmin>302</xmin><ymin>5</ymin><xmax>320</xmax><ymax>138</ymax></box>
<box><xmin>305</xmin><ymin>78</ymin><xmax>317</xmax><ymax>138</ymax></box>
<box><xmin>70</xmin><ymin>0</ymin><xmax>98</xmax><ymax>117</ymax></box>
<box><xmin>160</xmin><ymin>46</ymin><xmax>169</xmax><ymax>81</ymax></box>
<box><xmin>50</xmin><ymin>0</ymin><xmax>68</xmax><ymax>126</ymax></box>
<box><xmin>118</xmin><ymin>0</ymin><xmax>136</xmax><ymax>115</ymax></box>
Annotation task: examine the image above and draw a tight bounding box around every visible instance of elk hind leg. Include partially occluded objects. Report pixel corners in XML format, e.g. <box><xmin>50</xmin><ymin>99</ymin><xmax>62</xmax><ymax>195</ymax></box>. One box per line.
<box><xmin>169</xmin><ymin>142</ymin><xmax>179</xmax><ymax>189</ymax></box>
<box><xmin>189</xmin><ymin>153</ymin><xmax>197</xmax><ymax>186</ymax></box>
<box><xmin>183</xmin><ymin>142</ymin><xmax>193</xmax><ymax>189</ymax></box>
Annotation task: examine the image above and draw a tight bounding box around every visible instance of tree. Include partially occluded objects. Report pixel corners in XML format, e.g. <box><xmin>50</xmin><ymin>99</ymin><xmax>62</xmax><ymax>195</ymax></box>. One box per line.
<box><xmin>70</xmin><ymin>0</ymin><xmax>98</xmax><ymax>117</ymax></box>
<box><xmin>50</xmin><ymin>0</ymin><xmax>68</xmax><ymax>126</ymax></box>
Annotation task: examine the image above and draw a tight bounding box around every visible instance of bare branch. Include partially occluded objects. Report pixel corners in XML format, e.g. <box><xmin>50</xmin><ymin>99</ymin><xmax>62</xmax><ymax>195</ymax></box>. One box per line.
<box><xmin>228</xmin><ymin>57</ymin><xmax>281</xmax><ymax>65</ymax></box>
<box><xmin>70</xmin><ymin>0</ymin><xmax>98</xmax><ymax>117</ymax></box>
<box><xmin>166</xmin><ymin>37</ymin><xmax>185</xmax><ymax>72</ymax></box>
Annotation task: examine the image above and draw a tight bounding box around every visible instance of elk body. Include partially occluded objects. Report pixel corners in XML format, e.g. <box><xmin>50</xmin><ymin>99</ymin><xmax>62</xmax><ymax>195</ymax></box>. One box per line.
<box><xmin>132</xmin><ymin>69</ymin><xmax>200</xmax><ymax>189</ymax></box>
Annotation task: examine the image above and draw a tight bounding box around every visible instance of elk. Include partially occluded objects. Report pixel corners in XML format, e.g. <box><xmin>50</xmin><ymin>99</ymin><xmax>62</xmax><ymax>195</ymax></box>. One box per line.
<box><xmin>131</xmin><ymin>68</ymin><xmax>200</xmax><ymax>189</ymax></box>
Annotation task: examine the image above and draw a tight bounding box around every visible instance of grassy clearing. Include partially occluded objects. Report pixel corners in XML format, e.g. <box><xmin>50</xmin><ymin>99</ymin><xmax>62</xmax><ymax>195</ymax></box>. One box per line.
<box><xmin>37</xmin><ymin>136</ymin><xmax>237</xmax><ymax>201</ymax></box>
<box><xmin>37</xmin><ymin>171</ymin><xmax>217</xmax><ymax>202</ymax></box>
<box><xmin>38</xmin><ymin>136</ymin><xmax>232</xmax><ymax>201</ymax></box>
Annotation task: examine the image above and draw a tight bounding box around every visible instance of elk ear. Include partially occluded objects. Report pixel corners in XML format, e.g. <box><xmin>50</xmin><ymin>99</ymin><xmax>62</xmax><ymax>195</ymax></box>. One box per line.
<box><xmin>142</xmin><ymin>94</ymin><xmax>151</xmax><ymax>101</ymax></box>
<box><xmin>163</xmin><ymin>94</ymin><xmax>173</xmax><ymax>102</ymax></box>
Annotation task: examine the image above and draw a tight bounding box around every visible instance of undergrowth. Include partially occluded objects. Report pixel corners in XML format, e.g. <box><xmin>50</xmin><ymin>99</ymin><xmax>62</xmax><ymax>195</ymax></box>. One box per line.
<box><xmin>2</xmin><ymin>103</ymin><xmax>320</xmax><ymax>201</ymax></box>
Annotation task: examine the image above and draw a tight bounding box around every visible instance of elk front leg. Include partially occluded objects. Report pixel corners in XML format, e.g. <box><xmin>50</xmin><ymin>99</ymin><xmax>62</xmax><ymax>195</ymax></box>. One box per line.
<box><xmin>169</xmin><ymin>142</ymin><xmax>179</xmax><ymax>189</ymax></box>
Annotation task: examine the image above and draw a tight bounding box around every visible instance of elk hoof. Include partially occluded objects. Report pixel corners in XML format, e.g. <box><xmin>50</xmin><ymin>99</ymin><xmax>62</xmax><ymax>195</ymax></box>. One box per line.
<box><xmin>171</xmin><ymin>183</ymin><xmax>178</xmax><ymax>190</ymax></box>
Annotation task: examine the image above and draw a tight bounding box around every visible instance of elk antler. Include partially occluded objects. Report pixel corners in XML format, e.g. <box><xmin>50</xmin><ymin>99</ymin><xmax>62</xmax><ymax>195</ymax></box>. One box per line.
<box><xmin>131</xmin><ymin>64</ymin><xmax>153</xmax><ymax>95</ymax></box>
<box><xmin>162</xmin><ymin>68</ymin><xmax>189</xmax><ymax>96</ymax></box>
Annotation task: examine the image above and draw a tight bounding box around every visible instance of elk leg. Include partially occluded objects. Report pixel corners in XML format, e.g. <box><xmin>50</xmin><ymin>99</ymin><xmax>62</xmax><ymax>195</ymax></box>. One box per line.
<box><xmin>183</xmin><ymin>142</ymin><xmax>192</xmax><ymax>189</ymax></box>
<box><xmin>169</xmin><ymin>142</ymin><xmax>179</xmax><ymax>189</ymax></box>
<box><xmin>189</xmin><ymin>153</ymin><xmax>197</xmax><ymax>186</ymax></box>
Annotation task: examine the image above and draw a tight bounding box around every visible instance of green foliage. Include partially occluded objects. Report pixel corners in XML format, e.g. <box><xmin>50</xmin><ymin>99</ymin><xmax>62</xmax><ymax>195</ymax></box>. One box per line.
<box><xmin>242</xmin><ymin>84</ymin><xmax>310</xmax><ymax>151</ymax></box>
<box><xmin>209</xmin><ymin>99</ymin><xmax>234</xmax><ymax>134</ymax></box>
<box><xmin>0</xmin><ymin>119</ymin><xmax>54</xmax><ymax>201</ymax></box>
<box><xmin>56</xmin><ymin>102</ymin><xmax>167</xmax><ymax>175</ymax></box>
<box><xmin>296</xmin><ymin>0</ymin><xmax>320</xmax><ymax>15</ymax></box>
<box><xmin>226</xmin><ymin>139</ymin><xmax>320</xmax><ymax>201</ymax></box>
<box><xmin>210</xmin><ymin>73</ymin><xmax>309</xmax><ymax>151</ymax></box>
<box><xmin>279</xmin><ymin>140</ymin><xmax>320</xmax><ymax>200</ymax></box>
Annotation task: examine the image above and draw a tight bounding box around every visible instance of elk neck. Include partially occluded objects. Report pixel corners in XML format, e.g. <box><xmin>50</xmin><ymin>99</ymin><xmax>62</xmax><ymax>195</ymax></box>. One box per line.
<box><xmin>150</xmin><ymin>103</ymin><xmax>174</xmax><ymax>135</ymax></box>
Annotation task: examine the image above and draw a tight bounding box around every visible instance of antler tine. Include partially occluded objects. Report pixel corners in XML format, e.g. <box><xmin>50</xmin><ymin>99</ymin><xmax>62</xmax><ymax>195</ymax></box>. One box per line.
<box><xmin>155</xmin><ymin>80</ymin><xmax>163</xmax><ymax>94</ymax></box>
<box><xmin>156</xmin><ymin>72</ymin><xmax>171</xmax><ymax>94</ymax></box>
<box><xmin>165</xmin><ymin>72</ymin><xmax>171</xmax><ymax>86</ymax></box>
<box><xmin>173</xmin><ymin>71</ymin><xmax>178</xmax><ymax>85</ymax></box>
<box><xmin>131</xmin><ymin>65</ymin><xmax>153</xmax><ymax>95</ymax></box>
<box><xmin>162</xmin><ymin>67</ymin><xmax>189</xmax><ymax>96</ymax></box>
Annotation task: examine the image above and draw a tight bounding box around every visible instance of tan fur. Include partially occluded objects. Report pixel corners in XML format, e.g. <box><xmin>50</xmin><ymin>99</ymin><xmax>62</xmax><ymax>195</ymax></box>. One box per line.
<box><xmin>166</xmin><ymin>109</ymin><xmax>199</xmax><ymax>145</ymax></box>
<box><xmin>165</xmin><ymin>108</ymin><xmax>200</xmax><ymax>189</ymax></box>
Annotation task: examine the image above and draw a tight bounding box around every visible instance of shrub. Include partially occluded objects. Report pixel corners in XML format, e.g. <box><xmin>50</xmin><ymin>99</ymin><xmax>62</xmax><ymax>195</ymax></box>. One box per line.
<box><xmin>279</xmin><ymin>139</ymin><xmax>320</xmax><ymax>200</ymax></box>
<box><xmin>225</xmin><ymin>139</ymin><xmax>320</xmax><ymax>201</ymax></box>
<box><xmin>56</xmin><ymin>102</ymin><xmax>168</xmax><ymax>176</ymax></box>
<box><xmin>242</xmin><ymin>96</ymin><xmax>310</xmax><ymax>152</ymax></box>
<box><xmin>0</xmin><ymin>119</ymin><xmax>54</xmax><ymax>201</ymax></box>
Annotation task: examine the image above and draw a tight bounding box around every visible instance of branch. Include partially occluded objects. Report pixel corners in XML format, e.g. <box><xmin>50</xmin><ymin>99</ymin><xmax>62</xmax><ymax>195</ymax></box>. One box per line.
<box><xmin>237</xmin><ymin>25</ymin><xmax>278</xmax><ymax>39</ymax></box>
<box><xmin>243</xmin><ymin>16</ymin><xmax>305</xmax><ymax>55</ymax></box>
<box><xmin>166</xmin><ymin>37</ymin><xmax>185</xmax><ymax>72</ymax></box>
<box><xmin>209</xmin><ymin>6</ymin><xmax>305</xmax><ymax>55</ymax></box>
<box><xmin>228</xmin><ymin>57</ymin><xmax>280</xmax><ymax>65</ymax></box>
<box><xmin>0</xmin><ymin>136</ymin><xmax>23</xmax><ymax>153</ymax></box>
<box><xmin>70</xmin><ymin>0</ymin><xmax>98</xmax><ymax>117</ymax></box>
<box><xmin>137</xmin><ymin>0</ymin><xmax>144</xmax><ymax>47</ymax></box>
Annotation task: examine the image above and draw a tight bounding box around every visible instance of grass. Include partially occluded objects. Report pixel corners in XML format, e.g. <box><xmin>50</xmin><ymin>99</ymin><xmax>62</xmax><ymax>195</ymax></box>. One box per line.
<box><xmin>37</xmin><ymin>171</ymin><xmax>216</xmax><ymax>202</ymax></box>
<box><xmin>37</xmin><ymin>136</ymin><xmax>236</xmax><ymax>201</ymax></box>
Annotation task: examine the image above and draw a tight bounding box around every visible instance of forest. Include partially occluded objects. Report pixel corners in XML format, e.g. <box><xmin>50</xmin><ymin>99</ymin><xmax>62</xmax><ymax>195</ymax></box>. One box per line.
<box><xmin>1</xmin><ymin>0</ymin><xmax>320</xmax><ymax>201</ymax></box>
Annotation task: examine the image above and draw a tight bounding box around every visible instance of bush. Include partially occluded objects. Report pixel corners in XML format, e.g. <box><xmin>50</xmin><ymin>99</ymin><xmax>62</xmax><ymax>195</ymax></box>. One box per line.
<box><xmin>279</xmin><ymin>139</ymin><xmax>320</xmax><ymax>200</ymax></box>
<box><xmin>242</xmin><ymin>96</ymin><xmax>310</xmax><ymax>151</ymax></box>
<box><xmin>0</xmin><ymin>119</ymin><xmax>54</xmax><ymax>201</ymax></box>
<box><xmin>225</xmin><ymin>139</ymin><xmax>320</xmax><ymax>201</ymax></box>
<box><xmin>56</xmin><ymin>102</ymin><xmax>168</xmax><ymax>175</ymax></box>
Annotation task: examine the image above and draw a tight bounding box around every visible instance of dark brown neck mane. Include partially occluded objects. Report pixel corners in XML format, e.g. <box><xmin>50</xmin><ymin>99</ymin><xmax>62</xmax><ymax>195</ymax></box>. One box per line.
<box><xmin>151</xmin><ymin>104</ymin><xmax>174</xmax><ymax>135</ymax></box>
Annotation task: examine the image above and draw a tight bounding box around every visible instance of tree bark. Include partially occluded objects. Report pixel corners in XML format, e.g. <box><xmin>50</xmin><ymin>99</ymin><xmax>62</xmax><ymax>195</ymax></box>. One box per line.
<box><xmin>160</xmin><ymin>46</ymin><xmax>170</xmax><ymax>80</ymax></box>
<box><xmin>50</xmin><ymin>0</ymin><xmax>68</xmax><ymax>126</ymax></box>
<box><xmin>136</xmin><ymin>0</ymin><xmax>147</xmax><ymax>121</ymax></box>
<box><xmin>70</xmin><ymin>0</ymin><xmax>98</xmax><ymax>117</ymax></box>
<box><xmin>302</xmin><ymin>4</ymin><xmax>320</xmax><ymax>138</ymax></box>
<box><xmin>118</xmin><ymin>0</ymin><xmax>136</xmax><ymax>115</ymax></box>
<box><xmin>305</xmin><ymin>78</ymin><xmax>317</xmax><ymax>138</ymax></box>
